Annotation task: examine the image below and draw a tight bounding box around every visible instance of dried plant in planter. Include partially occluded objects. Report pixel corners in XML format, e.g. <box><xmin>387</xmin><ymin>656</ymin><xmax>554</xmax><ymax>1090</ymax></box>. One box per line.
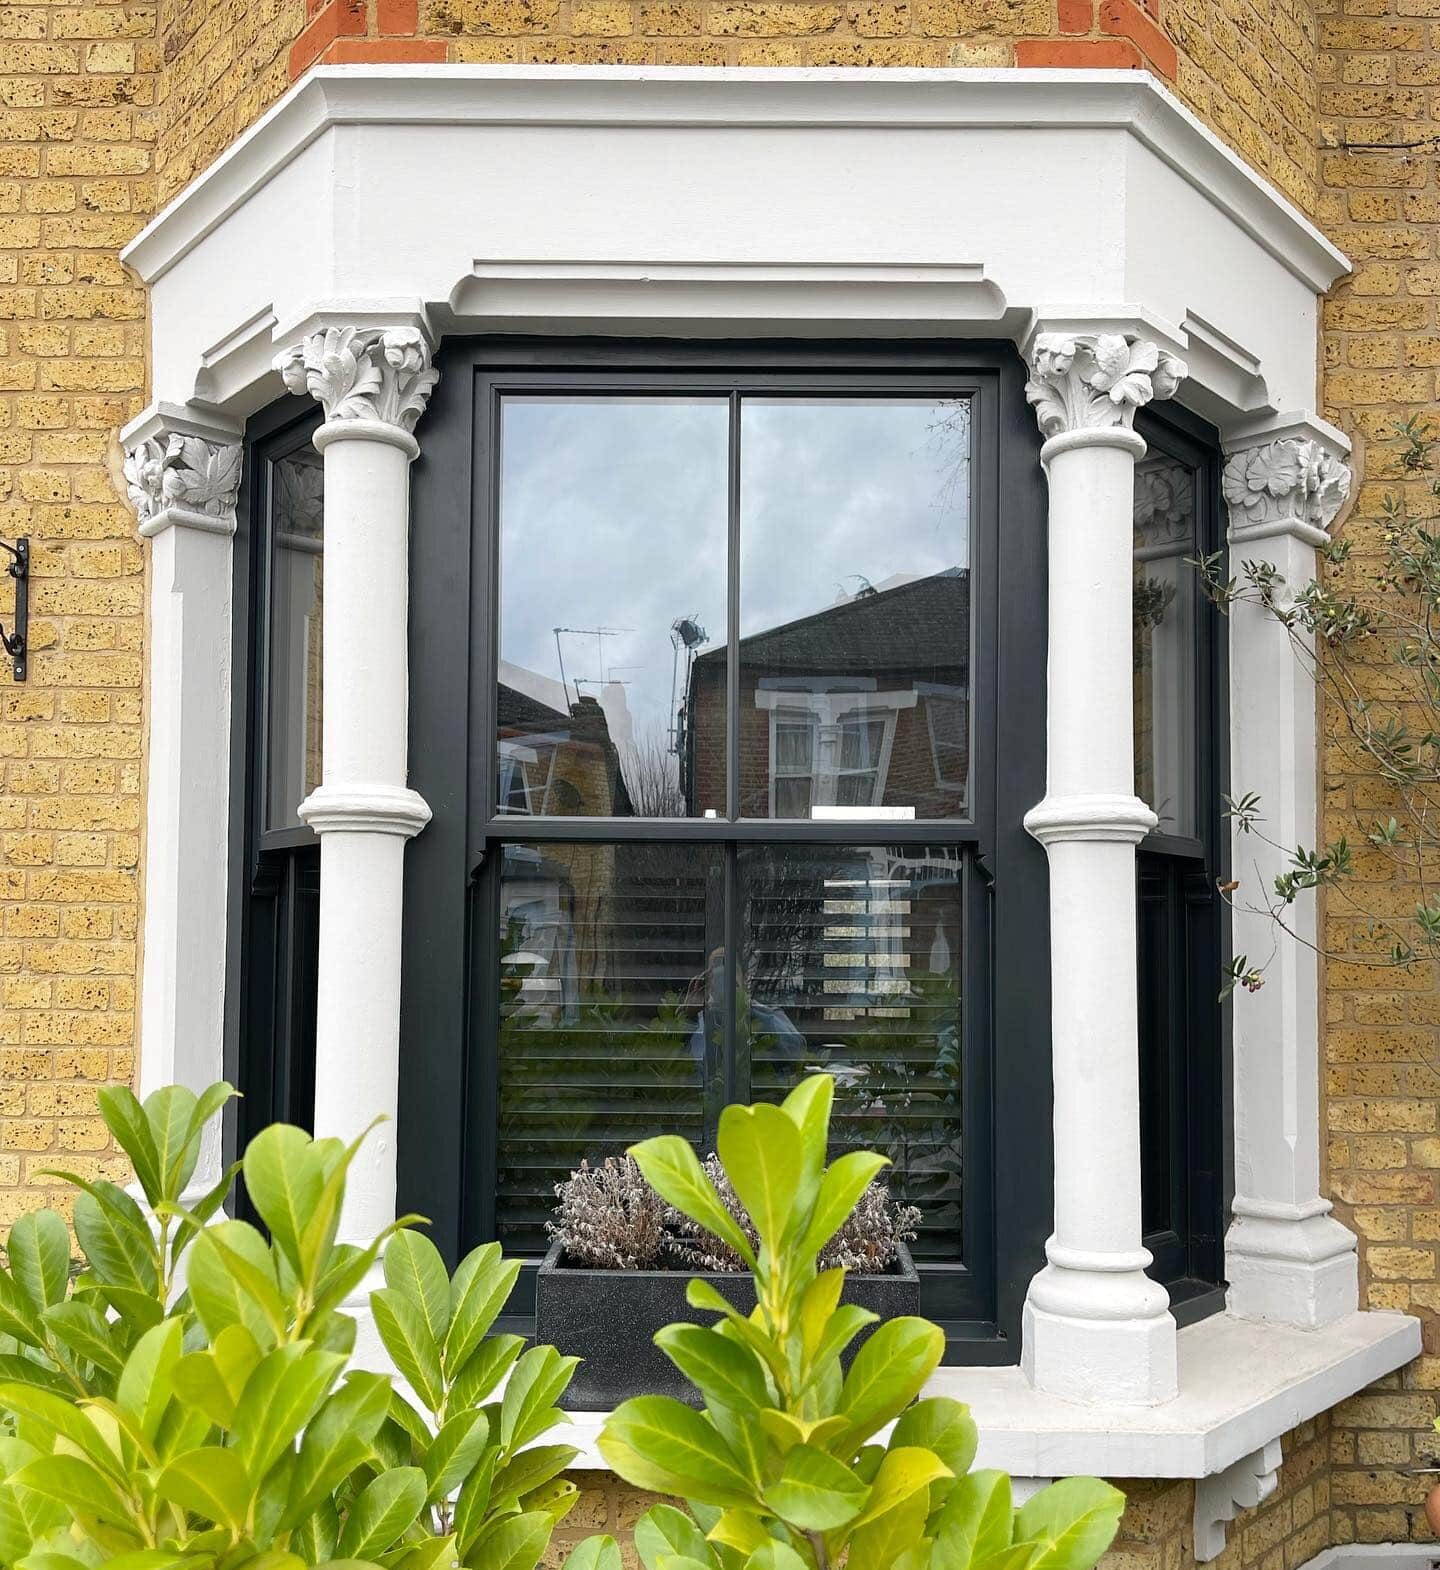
<box><xmin>669</xmin><ymin>1151</ymin><xmax>920</xmax><ymax>1273</ymax></box>
<box><xmin>548</xmin><ymin>1153</ymin><xmax>668</xmax><ymax>1268</ymax></box>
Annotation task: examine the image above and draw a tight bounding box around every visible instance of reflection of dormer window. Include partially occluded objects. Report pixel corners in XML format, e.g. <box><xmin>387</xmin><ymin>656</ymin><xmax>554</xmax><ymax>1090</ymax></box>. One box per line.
<box><xmin>757</xmin><ymin>686</ymin><xmax>914</xmax><ymax>818</ymax></box>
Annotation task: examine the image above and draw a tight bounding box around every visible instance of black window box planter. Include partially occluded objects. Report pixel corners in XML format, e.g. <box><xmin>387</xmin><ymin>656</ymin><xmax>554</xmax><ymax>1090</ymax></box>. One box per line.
<box><xmin>536</xmin><ymin>1239</ymin><xmax>921</xmax><ymax>1411</ymax></box>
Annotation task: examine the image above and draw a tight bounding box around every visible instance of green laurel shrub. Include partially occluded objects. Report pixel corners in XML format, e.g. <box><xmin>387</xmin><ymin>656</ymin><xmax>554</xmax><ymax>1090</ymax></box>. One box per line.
<box><xmin>582</xmin><ymin>1074</ymin><xmax>1125</xmax><ymax>1570</ymax></box>
<box><xmin>0</xmin><ymin>1083</ymin><xmax>578</xmax><ymax>1570</ymax></box>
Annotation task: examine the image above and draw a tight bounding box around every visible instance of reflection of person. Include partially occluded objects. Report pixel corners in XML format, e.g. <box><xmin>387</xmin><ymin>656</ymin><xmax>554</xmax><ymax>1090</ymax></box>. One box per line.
<box><xmin>685</xmin><ymin>946</ymin><xmax>806</xmax><ymax>1064</ymax></box>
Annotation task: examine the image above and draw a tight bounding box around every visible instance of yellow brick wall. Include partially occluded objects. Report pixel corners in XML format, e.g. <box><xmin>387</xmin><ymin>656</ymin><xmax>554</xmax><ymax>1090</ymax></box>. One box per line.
<box><xmin>0</xmin><ymin>1</ymin><xmax>157</xmax><ymax>1228</ymax></box>
<box><xmin>9</xmin><ymin>0</ymin><xmax>1440</xmax><ymax>1561</ymax></box>
<box><xmin>1316</xmin><ymin>0</ymin><xmax>1440</xmax><ymax>1537</ymax></box>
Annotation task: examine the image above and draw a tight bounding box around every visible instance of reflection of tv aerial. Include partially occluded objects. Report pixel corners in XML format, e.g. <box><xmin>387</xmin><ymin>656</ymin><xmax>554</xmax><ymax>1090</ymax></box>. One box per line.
<box><xmin>553</xmin><ymin>625</ymin><xmax>632</xmax><ymax>708</ymax></box>
<box><xmin>668</xmin><ymin>615</ymin><xmax>708</xmax><ymax>756</ymax></box>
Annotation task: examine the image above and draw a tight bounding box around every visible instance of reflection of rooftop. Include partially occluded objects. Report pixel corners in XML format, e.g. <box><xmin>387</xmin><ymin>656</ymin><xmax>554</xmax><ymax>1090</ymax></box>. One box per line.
<box><xmin>693</xmin><ymin>567</ymin><xmax>970</xmax><ymax>674</ymax></box>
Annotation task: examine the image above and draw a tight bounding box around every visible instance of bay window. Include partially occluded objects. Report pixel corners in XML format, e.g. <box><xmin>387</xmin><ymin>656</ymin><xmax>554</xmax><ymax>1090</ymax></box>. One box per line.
<box><xmin>231</xmin><ymin>339</ymin><xmax>1224</xmax><ymax>1358</ymax></box>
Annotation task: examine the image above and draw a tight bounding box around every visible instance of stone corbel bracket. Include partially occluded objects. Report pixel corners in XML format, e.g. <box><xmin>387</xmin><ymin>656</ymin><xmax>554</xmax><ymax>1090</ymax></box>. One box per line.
<box><xmin>121</xmin><ymin>400</ymin><xmax>243</xmax><ymax>539</ymax></box>
<box><xmin>1193</xmin><ymin>1438</ymin><xmax>1284</xmax><ymax>1562</ymax></box>
<box><xmin>1222</xmin><ymin>411</ymin><xmax>1353</xmax><ymax>550</ymax></box>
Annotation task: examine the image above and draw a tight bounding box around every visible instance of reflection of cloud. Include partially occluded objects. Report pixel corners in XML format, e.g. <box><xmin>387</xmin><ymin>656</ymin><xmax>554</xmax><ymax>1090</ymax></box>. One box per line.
<box><xmin>500</xmin><ymin>397</ymin><xmax>728</xmax><ymax>743</ymax></box>
<box><xmin>741</xmin><ymin>400</ymin><xmax>970</xmax><ymax>638</ymax></box>
<box><xmin>498</xmin><ymin>396</ymin><xmax>972</xmax><ymax>739</ymax></box>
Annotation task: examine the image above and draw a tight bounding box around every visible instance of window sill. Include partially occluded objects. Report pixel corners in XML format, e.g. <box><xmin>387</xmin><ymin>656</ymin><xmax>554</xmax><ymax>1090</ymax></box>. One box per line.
<box><xmin>557</xmin><ymin>1309</ymin><xmax>1419</xmax><ymax>1478</ymax></box>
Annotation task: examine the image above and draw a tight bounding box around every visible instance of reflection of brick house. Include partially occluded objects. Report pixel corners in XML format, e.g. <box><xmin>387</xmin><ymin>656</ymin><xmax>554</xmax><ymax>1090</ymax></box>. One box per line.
<box><xmin>497</xmin><ymin>686</ymin><xmax>633</xmax><ymax>819</ymax></box>
<box><xmin>683</xmin><ymin>570</ymin><xmax>970</xmax><ymax>818</ymax></box>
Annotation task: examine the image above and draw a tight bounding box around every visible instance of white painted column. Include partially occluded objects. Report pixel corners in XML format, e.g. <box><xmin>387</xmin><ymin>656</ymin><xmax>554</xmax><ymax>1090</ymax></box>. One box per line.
<box><xmin>1222</xmin><ymin>416</ymin><xmax>1358</xmax><ymax>1328</ymax></box>
<box><xmin>1020</xmin><ymin>329</ymin><xmax>1187</xmax><ymax>1406</ymax></box>
<box><xmin>122</xmin><ymin>403</ymin><xmax>243</xmax><ymax>1203</ymax></box>
<box><xmin>275</xmin><ymin>325</ymin><xmax>436</xmax><ymax>1246</ymax></box>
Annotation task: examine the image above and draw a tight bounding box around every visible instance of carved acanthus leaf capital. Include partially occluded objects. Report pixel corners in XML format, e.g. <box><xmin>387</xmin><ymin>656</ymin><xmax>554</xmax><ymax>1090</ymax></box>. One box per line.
<box><xmin>123</xmin><ymin>432</ymin><xmax>241</xmax><ymax>528</ymax></box>
<box><xmin>1222</xmin><ymin>437</ymin><xmax>1351</xmax><ymax>538</ymax></box>
<box><xmin>275</xmin><ymin>326</ymin><xmax>438</xmax><ymax>436</ymax></box>
<box><xmin>1025</xmin><ymin>332</ymin><xmax>1188</xmax><ymax>441</ymax></box>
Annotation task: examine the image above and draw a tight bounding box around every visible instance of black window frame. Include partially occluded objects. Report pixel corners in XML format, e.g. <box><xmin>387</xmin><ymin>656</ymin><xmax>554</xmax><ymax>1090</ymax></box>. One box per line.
<box><xmin>225</xmin><ymin>394</ymin><xmax>324</xmax><ymax>1188</ymax></box>
<box><xmin>1132</xmin><ymin>401</ymin><xmax>1232</xmax><ymax>1323</ymax></box>
<box><xmin>225</xmin><ymin>338</ymin><xmax>1231</xmax><ymax>1366</ymax></box>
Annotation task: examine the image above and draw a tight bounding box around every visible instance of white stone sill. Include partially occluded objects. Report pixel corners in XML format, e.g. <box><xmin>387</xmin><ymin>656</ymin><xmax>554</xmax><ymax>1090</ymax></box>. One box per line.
<box><xmin>556</xmin><ymin>1310</ymin><xmax>1420</xmax><ymax>1478</ymax></box>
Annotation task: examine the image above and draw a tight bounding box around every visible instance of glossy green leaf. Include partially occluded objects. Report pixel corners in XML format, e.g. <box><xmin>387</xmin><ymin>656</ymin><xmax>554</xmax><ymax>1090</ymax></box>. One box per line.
<box><xmin>0</xmin><ymin>1272</ymin><xmax>45</xmax><ymax>1349</ymax></box>
<box><xmin>41</xmin><ymin>1298</ymin><xmax>123</xmax><ymax>1375</ymax></box>
<box><xmin>449</xmin><ymin>1332</ymin><xmax>524</xmax><ymax>1413</ymax></box>
<box><xmin>891</xmin><ymin>1398</ymin><xmax>978</xmax><ymax>1481</ymax></box>
<box><xmin>446</xmin><ymin>1244</ymin><xmax>522</xmax><ymax>1374</ymax></box>
<box><xmin>0</xmin><ymin>1382</ymin><xmax>123</xmax><ymax>1473</ymax></box>
<box><xmin>232</xmin><ymin>1344</ymin><xmax>345</xmax><ymax>1483</ymax></box>
<box><xmin>851</xmin><ymin>1447</ymin><xmax>952</xmax><ymax>1532</ymax></box>
<box><xmin>563</xmin><ymin>1538</ymin><xmax>622</xmax><ymax>1570</ymax></box>
<box><xmin>394</xmin><ymin>1533</ymin><xmax>459</xmax><ymax>1570</ymax></box>
<box><xmin>186</xmin><ymin>1222</ymin><xmax>281</xmax><ymax>1345</ymax></box>
<box><xmin>336</xmin><ymin>1466</ymin><xmax>427</xmax><ymax>1560</ymax></box>
<box><xmin>799</xmin><ymin>1151</ymin><xmax>889</xmax><ymax>1261</ymax></box>
<box><xmin>116</xmin><ymin>1319</ymin><xmax>184</xmax><ymax>1442</ymax></box>
<box><xmin>384</xmin><ymin>1232</ymin><xmax>450</xmax><ymax>1348</ymax></box>
<box><xmin>155</xmin><ymin>1446</ymin><xmax>252</xmax><ymax>1532</ymax></box>
<box><xmin>743</xmin><ymin>1545</ymin><xmax>807</xmax><ymax>1570</ymax></box>
<box><xmin>451</xmin><ymin>1451</ymin><xmax>497</xmax><ymax>1556</ymax></box>
<box><xmin>844</xmin><ymin>1484</ymin><xmax>930</xmax><ymax>1570</ymax></box>
<box><xmin>463</xmin><ymin>1509</ymin><xmax>551</xmax><ymax>1570</ymax></box>
<box><xmin>654</xmin><ymin>1327</ymin><xmax>769</xmax><ymax>1414</ymax></box>
<box><xmin>371</xmin><ymin>1287</ymin><xmax>443</xmax><ymax>1414</ymax></box>
<box><xmin>171</xmin><ymin>1161</ymin><xmax>240</xmax><ymax>1259</ymax></box>
<box><xmin>7</xmin><ymin>1213</ymin><xmax>71</xmax><ymax>1312</ymax></box>
<box><xmin>761</xmin><ymin>1444</ymin><xmax>866</xmax><ymax>1530</ymax></box>
<box><xmin>144</xmin><ymin>1086</ymin><xmax>205</xmax><ymax>1202</ymax></box>
<box><xmin>13</xmin><ymin>1455</ymin><xmax>135</xmax><ymax>1532</ymax></box>
<box><xmin>634</xmin><ymin>1503</ymin><xmax>715</xmax><ymax>1570</ymax></box>
<box><xmin>283</xmin><ymin>1371</ymin><xmax>392</xmax><ymax>1527</ymax></box>
<box><xmin>934</xmin><ymin>1469</ymin><xmax>1015</xmax><ymax>1570</ymax></box>
<box><xmin>597</xmin><ymin>1396</ymin><xmax>756</xmax><ymax>1508</ymax></box>
<box><xmin>242</xmin><ymin>1125</ymin><xmax>322</xmax><ymax>1279</ymax></box>
<box><xmin>173</xmin><ymin>1323</ymin><xmax>263</xmax><ymax>1430</ymax></box>
<box><xmin>629</xmin><ymin>1137</ymin><xmax>756</xmax><ymax>1269</ymax></box>
<box><xmin>501</xmin><ymin>1345</ymin><xmax>578</xmax><ymax>1450</ymax></box>
<box><xmin>72</xmin><ymin>1185</ymin><xmax>157</xmax><ymax>1298</ymax></box>
<box><xmin>716</xmin><ymin>1104</ymin><xmax>802</xmax><ymax>1255</ymax></box>
<box><xmin>96</xmin><ymin>1087</ymin><xmax>163</xmax><ymax>1206</ymax></box>
<box><xmin>422</xmin><ymin>1409</ymin><xmax>489</xmax><ymax>1505</ymax></box>
<box><xmin>490</xmin><ymin>1444</ymin><xmax>578</xmax><ymax>1513</ymax></box>
<box><xmin>835</xmin><ymin>1317</ymin><xmax>945</xmax><ymax>1447</ymax></box>
<box><xmin>1014</xmin><ymin>1477</ymin><xmax>1126</xmax><ymax>1570</ymax></box>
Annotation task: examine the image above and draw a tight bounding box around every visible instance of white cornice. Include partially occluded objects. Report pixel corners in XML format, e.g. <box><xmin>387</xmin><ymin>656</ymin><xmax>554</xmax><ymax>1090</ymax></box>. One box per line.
<box><xmin>121</xmin><ymin>65</ymin><xmax>1348</xmax><ymax>294</ymax></box>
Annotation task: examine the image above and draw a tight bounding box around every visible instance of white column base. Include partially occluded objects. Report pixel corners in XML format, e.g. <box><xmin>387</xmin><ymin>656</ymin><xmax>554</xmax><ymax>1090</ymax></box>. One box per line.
<box><xmin>1226</xmin><ymin>1202</ymin><xmax>1359</xmax><ymax>1328</ymax></box>
<box><xmin>1022</xmin><ymin>1258</ymin><xmax>1178</xmax><ymax>1406</ymax></box>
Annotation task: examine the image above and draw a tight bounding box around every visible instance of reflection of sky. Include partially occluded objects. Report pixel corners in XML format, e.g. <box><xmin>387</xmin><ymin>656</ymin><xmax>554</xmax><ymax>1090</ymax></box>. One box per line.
<box><xmin>741</xmin><ymin>399</ymin><xmax>970</xmax><ymax>636</ymax></box>
<box><xmin>500</xmin><ymin>397</ymin><xmax>728</xmax><ymax>748</ymax></box>
<box><xmin>498</xmin><ymin>396</ymin><xmax>971</xmax><ymax>746</ymax></box>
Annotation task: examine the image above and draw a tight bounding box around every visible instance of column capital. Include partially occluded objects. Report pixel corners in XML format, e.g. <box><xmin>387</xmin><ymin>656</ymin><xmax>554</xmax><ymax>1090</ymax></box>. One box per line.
<box><xmin>1024</xmin><ymin>330</ymin><xmax>1188</xmax><ymax>448</ymax></box>
<box><xmin>1221</xmin><ymin>417</ymin><xmax>1352</xmax><ymax>549</ymax></box>
<box><xmin>121</xmin><ymin>402</ymin><xmax>243</xmax><ymax>540</ymax></box>
<box><xmin>275</xmin><ymin>325</ymin><xmax>438</xmax><ymax>455</ymax></box>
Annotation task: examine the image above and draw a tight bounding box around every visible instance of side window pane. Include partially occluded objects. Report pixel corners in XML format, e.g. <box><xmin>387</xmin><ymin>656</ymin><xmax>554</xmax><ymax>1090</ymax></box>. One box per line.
<box><xmin>737</xmin><ymin>843</ymin><xmax>965</xmax><ymax>1262</ymax></box>
<box><xmin>265</xmin><ymin>446</ymin><xmax>324</xmax><ymax>831</ymax></box>
<box><xmin>497</xmin><ymin>397</ymin><xmax>728</xmax><ymax>819</ymax></box>
<box><xmin>737</xmin><ymin>398</ymin><xmax>972</xmax><ymax>821</ymax></box>
<box><xmin>496</xmin><ymin>843</ymin><xmax>724</xmax><ymax>1253</ymax></box>
<box><xmin>1133</xmin><ymin>453</ymin><xmax>1198</xmax><ymax>837</ymax></box>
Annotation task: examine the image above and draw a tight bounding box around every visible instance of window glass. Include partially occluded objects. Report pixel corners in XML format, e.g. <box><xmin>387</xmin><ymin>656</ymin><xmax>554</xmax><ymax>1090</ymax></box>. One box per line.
<box><xmin>737</xmin><ymin>398</ymin><xmax>972</xmax><ymax>821</ymax></box>
<box><xmin>497</xmin><ymin>397</ymin><xmax>728</xmax><ymax>818</ymax></box>
<box><xmin>265</xmin><ymin>446</ymin><xmax>324</xmax><ymax>831</ymax></box>
<box><xmin>496</xmin><ymin>842</ymin><xmax>724</xmax><ymax>1253</ymax></box>
<box><xmin>737</xmin><ymin>843</ymin><xmax>965</xmax><ymax>1262</ymax></box>
<box><xmin>1133</xmin><ymin>452</ymin><xmax>1198</xmax><ymax>837</ymax></box>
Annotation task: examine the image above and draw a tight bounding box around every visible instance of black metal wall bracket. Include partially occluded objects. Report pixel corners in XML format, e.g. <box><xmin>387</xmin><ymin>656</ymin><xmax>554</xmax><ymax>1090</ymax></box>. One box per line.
<box><xmin>1</xmin><ymin>537</ymin><xmax>28</xmax><ymax>682</ymax></box>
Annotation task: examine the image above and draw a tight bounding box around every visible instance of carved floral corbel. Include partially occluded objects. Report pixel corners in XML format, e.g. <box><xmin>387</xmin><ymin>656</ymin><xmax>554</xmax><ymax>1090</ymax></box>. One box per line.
<box><xmin>1025</xmin><ymin>332</ymin><xmax>1188</xmax><ymax>440</ymax></box>
<box><xmin>275</xmin><ymin>326</ymin><xmax>438</xmax><ymax>436</ymax></box>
